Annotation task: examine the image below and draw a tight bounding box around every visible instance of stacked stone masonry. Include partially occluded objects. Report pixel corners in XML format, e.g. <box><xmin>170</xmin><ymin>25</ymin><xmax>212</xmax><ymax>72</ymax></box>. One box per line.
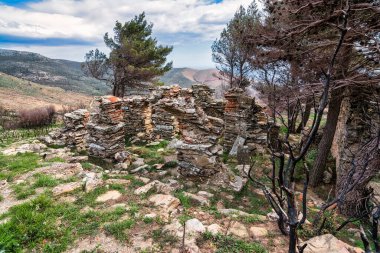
<box><xmin>87</xmin><ymin>96</ymin><xmax>126</xmax><ymax>161</ymax></box>
<box><xmin>59</xmin><ymin>84</ymin><xmax>272</xmax><ymax>177</ymax></box>
<box><xmin>62</xmin><ymin>109</ymin><xmax>90</xmax><ymax>151</ymax></box>
<box><xmin>224</xmin><ymin>88</ymin><xmax>269</xmax><ymax>155</ymax></box>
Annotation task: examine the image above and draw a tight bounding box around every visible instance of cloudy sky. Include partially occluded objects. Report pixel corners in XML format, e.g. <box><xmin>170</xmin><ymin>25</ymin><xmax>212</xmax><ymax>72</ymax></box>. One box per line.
<box><xmin>0</xmin><ymin>0</ymin><xmax>256</xmax><ymax>68</ymax></box>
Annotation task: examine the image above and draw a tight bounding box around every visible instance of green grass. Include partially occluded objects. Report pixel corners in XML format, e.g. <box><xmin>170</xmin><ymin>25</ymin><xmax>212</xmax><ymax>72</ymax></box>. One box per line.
<box><xmin>81</xmin><ymin>162</ymin><xmax>93</xmax><ymax>170</ymax></box>
<box><xmin>142</xmin><ymin>217</ymin><xmax>154</xmax><ymax>224</ymax></box>
<box><xmin>33</xmin><ymin>174</ymin><xmax>60</xmax><ymax>188</ymax></box>
<box><xmin>0</xmin><ymin>152</ymin><xmax>41</xmax><ymax>181</ymax></box>
<box><xmin>0</xmin><ymin>194</ymin><xmax>129</xmax><ymax>252</ymax></box>
<box><xmin>46</xmin><ymin>157</ymin><xmax>65</xmax><ymax>163</ymax></box>
<box><xmin>128</xmin><ymin>140</ymin><xmax>173</xmax><ymax>166</ymax></box>
<box><xmin>104</xmin><ymin>219</ymin><xmax>135</xmax><ymax>242</ymax></box>
<box><xmin>200</xmin><ymin>232</ymin><xmax>267</xmax><ymax>253</ymax></box>
<box><xmin>11</xmin><ymin>183</ymin><xmax>36</xmax><ymax>200</ymax></box>
<box><xmin>174</xmin><ymin>191</ymin><xmax>191</xmax><ymax>209</ymax></box>
<box><xmin>151</xmin><ymin>229</ymin><xmax>179</xmax><ymax>247</ymax></box>
<box><xmin>230</xmin><ymin>183</ymin><xmax>271</xmax><ymax>216</ymax></box>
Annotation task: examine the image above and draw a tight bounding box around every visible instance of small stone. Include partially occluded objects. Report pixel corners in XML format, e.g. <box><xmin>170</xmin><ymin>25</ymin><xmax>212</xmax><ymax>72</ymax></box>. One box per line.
<box><xmin>134</xmin><ymin>180</ymin><xmax>174</xmax><ymax>195</ymax></box>
<box><xmin>207</xmin><ymin>224</ymin><xmax>222</xmax><ymax>235</ymax></box>
<box><xmin>144</xmin><ymin>213</ymin><xmax>157</xmax><ymax>219</ymax></box>
<box><xmin>249</xmin><ymin>226</ymin><xmax>268</xmax><ymax>238</ymax></box>
<box><xmin>146</xmin><ymin>141</ymin><xmax>160</xmax><ymax>146</ymax></box>
<box><xmin>185</xmin><ymin>218</ymin><xmax>205</xmax><ymax>235</ymax></box>
<box><xmin>228</xmin><ymin>222</ymin><xmax>249</xmax><ymax>239</ymax></box>
<box><xmin>184</xmin><ymin>192</ymin><xmax>210</xmax><ymax>206</ymax></box>
<box><xmin>197</xmin><ymin>191</ymin><xmax>214</xmax><ymax>198</ymax></box>
<box><xmin>96</xmin><ymin>190</ymin><xmax>122</xmax><ymax>202</ymax></box>
<box><xmin>136</xmin><ymin>176</ymin><xmax>150</xmax><ymax>184</ymax></box>
<box><xmin>83</xmin><ymin>172</ymin><xmax>103</xmax><ymax>193</ymax></box>
<box><xmin>105</xmin><ymin>179</ymin><xmax>131</xmax><ymax>185</ymax></box>
<box><xmin>230</xmin><ymin>176</ymin><xmax>246</xmax><ymax>192</ymax></box>
<box><xmin>267</xmin><ymin>210</ymin><xmax>279</xmax><ymax>221</ymax></box>
<box><xmin>148</xmin><ymin>194</ymin><xmax>180</xmax><ymax>211</ymax></box>
<box><xmin>131</xmin><ymin>165</ymin><xmax>149</xmax><ymax>174</ymax></box>
<box><xmin>52</xmin><ymin>182</ymin><xmax>82</xmax><ymax>196</ymax></box>
<box><xmin>132</xmin><ymin>158</ymin><xmax>145</xmax><ymax>167</ymax></box>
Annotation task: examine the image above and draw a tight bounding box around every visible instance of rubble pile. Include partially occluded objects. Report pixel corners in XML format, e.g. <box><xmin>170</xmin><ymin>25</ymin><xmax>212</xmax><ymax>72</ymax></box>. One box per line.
<box><xmin>87</xmin><ymin>96</ymin><xmax>126</xmax><ymax>161</ymax></box>
<box><xmin>123</xmin><ymin>96</ymin><xmax>153</xmax><ymax>142</ymax></box>
<box><xmin>224</xmin><ymin>88</ymin><xmax>269</xmax><ymax>155</ymax></box>
<box><xmin>63</xmin><ymin>109</ymin><xmax>90</xmax><ymax>151</ymax></box>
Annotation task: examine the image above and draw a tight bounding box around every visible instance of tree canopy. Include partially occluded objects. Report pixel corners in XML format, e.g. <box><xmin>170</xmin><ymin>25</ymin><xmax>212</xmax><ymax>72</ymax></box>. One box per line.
<box><xmin>83</xmin><ymin>13</ymin><xmax>173</xmax><ymax>97</ymax></box>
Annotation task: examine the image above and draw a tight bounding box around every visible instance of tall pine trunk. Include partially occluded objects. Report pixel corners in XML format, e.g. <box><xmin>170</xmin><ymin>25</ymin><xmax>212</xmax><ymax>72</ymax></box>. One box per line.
<box><xmin>309</xmin><ymin>88</ymin><xmax>343</xmax><ymax>187</ymax></box>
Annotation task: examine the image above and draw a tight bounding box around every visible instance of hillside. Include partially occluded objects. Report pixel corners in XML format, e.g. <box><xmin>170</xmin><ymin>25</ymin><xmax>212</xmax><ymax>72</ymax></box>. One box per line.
<box><xmin>0</xmin><ymin>72</ymin><xmax>92</xmax><ymax>111</ymax></box>
<box><xmin>0</xmin><ymin>49</ymin><xmax>224</xmax><ymax>97</ymax></box>
<box><xmin>160</xmin><ymin>68</ymin><xmax>223</xmax><ymax>88</ymax></box>
<box><xmin>0</xmin><ymin>49</ymin><xmax>108</xmax><ymax>96</ymax></box>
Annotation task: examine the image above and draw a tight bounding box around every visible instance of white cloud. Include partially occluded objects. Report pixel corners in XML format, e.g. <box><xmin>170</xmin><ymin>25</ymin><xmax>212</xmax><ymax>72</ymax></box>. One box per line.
<box><xmin>1</xmin><ymin>0</ymin><xmax>254</xmax><ymax>40</ymax></box>
<box><xmin>0</xmin><ymin>0</ymin><xmax>259</xmax><ymax>67</ymax></box>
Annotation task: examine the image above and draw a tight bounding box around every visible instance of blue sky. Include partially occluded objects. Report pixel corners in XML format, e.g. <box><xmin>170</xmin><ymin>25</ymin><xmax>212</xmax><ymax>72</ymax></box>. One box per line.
<box><xmin>0</xmin><ymin>0</ymin><xmax>254</xmax><ymax>68</ymax></box>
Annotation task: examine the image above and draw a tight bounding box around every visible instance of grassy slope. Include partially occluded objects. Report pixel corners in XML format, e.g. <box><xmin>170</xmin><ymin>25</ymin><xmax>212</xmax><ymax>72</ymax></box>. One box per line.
<box><xmin>0</xmin><ymin>49</ymin><xmax>108</xmax><ymax>95</ymax></box>
<box><xmin>0</xmin><ymin>72</ymin><xmax>92</xmax><ymax>111</ymax></box>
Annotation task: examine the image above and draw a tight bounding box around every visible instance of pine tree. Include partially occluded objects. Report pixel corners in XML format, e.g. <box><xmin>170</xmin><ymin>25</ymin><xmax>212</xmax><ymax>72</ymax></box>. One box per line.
<box><xmin>83</xmin><ymin>13</ymin><xmax>173</xmax><ymax>97</ymax></box>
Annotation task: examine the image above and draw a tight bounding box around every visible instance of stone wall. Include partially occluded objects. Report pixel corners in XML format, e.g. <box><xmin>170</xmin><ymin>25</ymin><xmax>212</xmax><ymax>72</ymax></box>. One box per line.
<box><xmin>123</xmin><ymin>96</ymin><xmax>153</xmax><ymax>143</ymax></box>
<box><xmin>87</xmin><ymin>96</ymin><xmax>126</xmax><ymax>162</ymax></box>
<box><xmin>59</xmin><ymin>84</ymin><xmax>270</xmax><ymax>178</ymax></box>
<box><xmin>224</xmin><ymin>88</ymin><xmax>268</xmax><ymax>155</ymax></box>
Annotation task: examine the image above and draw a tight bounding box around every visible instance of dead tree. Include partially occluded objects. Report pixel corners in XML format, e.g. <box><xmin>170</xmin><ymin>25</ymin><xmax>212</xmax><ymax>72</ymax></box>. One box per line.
<box><xmin>245</xmin><ymin>1</ymin><xmax>353</xmax><ymax>252</ymax></box>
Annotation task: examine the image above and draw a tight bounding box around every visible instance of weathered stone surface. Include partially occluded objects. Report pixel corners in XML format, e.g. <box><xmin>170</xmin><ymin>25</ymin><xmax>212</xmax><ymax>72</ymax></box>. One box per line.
<box><xmin>21</xmin><ymin>162</ymin><xmax>83</xmax><ymax>181</ymax></box>
<box><xmin>228</xmin><ymin>222</ymin><xmax>249</xmax><ymax>239</ymax></box>
<box><xmin>183</xmin><ymin>192</ymin><xmax>210</xmax><ymax>206</ymax></box>
<box><xmin>224</xmin><ymin>88</ymin><xmax>271</xmax><ymax>154</ymax></box>
<box><xmin>249</xmin><ymin>226</ymin><xmax>268</xmax><ymax>238</ymax></box>
<box><xmin>148</xmin><ymin>194</ymin><xmax>180</xmax><ymax>212</ymax></box>
<box><xmin>63</xmin><ymin>109</ymin><xmax>90</xmax><ymax>151</ymax></box>
<box><xmin>229</xmin><ymin>176</ymin><xmax>246</xmax><ymax>192</ymax></box>
<box><xmin>95</xmin><ymin>190</ymin><xmax>122</xmax><ymax>202</ymax></box>
<box><xmin>302</xmin><ymin>234</ymin><xmax>362</xmax><ymax>253</ymax></box>
<box><xmin>52</xmin><ymin>182</ymin><xmax>82</xmax><ymax>196</ymax></box>
<box><xmin>207</xmin><ymin>224</ymin><xmax>223</xmax><ymax>235</ymax></box>
<box><xmin>197</xmin><ymin>191</ymin><xmax>214</xmax><ymax>198</ymax></box>
<box><xmin>134</xmin><ymin>180</ymin><xmax>174</xmax><ymax>195</ymax></box>
<box><xmin>229</xmin><ymin>136</ymin><xmax>246</xmax><ymax>156</ymax></box>
<box><xmin>185</xmin><ymin>218</ymin><xmax>206</xmax><ymax>235</ymax></box>
<box><xmin>2</xmin><ymin>143</ymin><xmax>47</xmax><ymax>155</ymax></box>
<box><xmin>83</xmin><ymin>172</ymin><xmax>103</xmax><ymax>193</ymax></box>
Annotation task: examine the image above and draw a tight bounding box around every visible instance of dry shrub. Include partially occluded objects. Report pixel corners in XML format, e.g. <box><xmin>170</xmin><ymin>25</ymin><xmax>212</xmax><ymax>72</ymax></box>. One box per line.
<box><xmin>18</xmin><ymin>105</ymin><xmax>56</xmax><ymax>128</ymax></box>
<box><xmin>61</xmin><ymin>102</ymin><xmax>88</xmax><ymax>115</ymax></box>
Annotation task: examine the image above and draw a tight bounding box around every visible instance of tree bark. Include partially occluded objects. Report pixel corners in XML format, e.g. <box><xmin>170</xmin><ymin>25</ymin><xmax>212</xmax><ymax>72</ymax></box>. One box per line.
<box><xmin>337</xmin><ymin>137</ymin><xmax>380</xmax><ymax>216</ymax></box>
<box><xmin>296</xmin><ymin>97</ymin><xmax>312</xmax><ymax>133</ymax></box>
<box><xmin>309</xmin><ymin>88</ymin><xmax>344</xmax><ymax>187</ymax></box>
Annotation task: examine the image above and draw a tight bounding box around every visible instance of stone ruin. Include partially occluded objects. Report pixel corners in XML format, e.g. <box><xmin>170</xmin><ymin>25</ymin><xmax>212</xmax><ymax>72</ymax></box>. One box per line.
<box><xmin>86</xmin><ymin>96</ymin><xmax>126</xmax><ymax>162</ymax></box>
<box><xmin>43</xmin><ymin>84</ymin><xmax>274</xmax><ymax>184</ymax></box>
<box><xmin>224</xmin><ymin>88</ymin><xmax>270</xmax><ymax>158</ymax></box>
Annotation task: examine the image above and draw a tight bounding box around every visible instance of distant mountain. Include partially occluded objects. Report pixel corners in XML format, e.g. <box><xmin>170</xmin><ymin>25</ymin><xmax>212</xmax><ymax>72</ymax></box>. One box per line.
<box><xmin>0</xmin><ymin>49</ymin><xmax>109</xmax><ymax>95</ymax></box>
<box><xmin>0</xmin><ymin>72</ymin><xmax>92</xmax><ymax>111</ymax></box>
<box><xmin>0</xmin><ymin>49</ymin><xmax>224</xmax><ymax>96</ymax></box>
<box><xmin>160</xmin><ymin>68</ymin><xmax>225</xmax><ymax>96</ymax></box>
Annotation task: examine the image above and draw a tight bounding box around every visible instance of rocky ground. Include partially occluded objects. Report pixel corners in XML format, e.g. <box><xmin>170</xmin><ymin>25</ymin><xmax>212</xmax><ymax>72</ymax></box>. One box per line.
<box><xmin>0</xmin><ymin>137</ymin><xmax>366</xmax><ymax>253</ymax></box>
